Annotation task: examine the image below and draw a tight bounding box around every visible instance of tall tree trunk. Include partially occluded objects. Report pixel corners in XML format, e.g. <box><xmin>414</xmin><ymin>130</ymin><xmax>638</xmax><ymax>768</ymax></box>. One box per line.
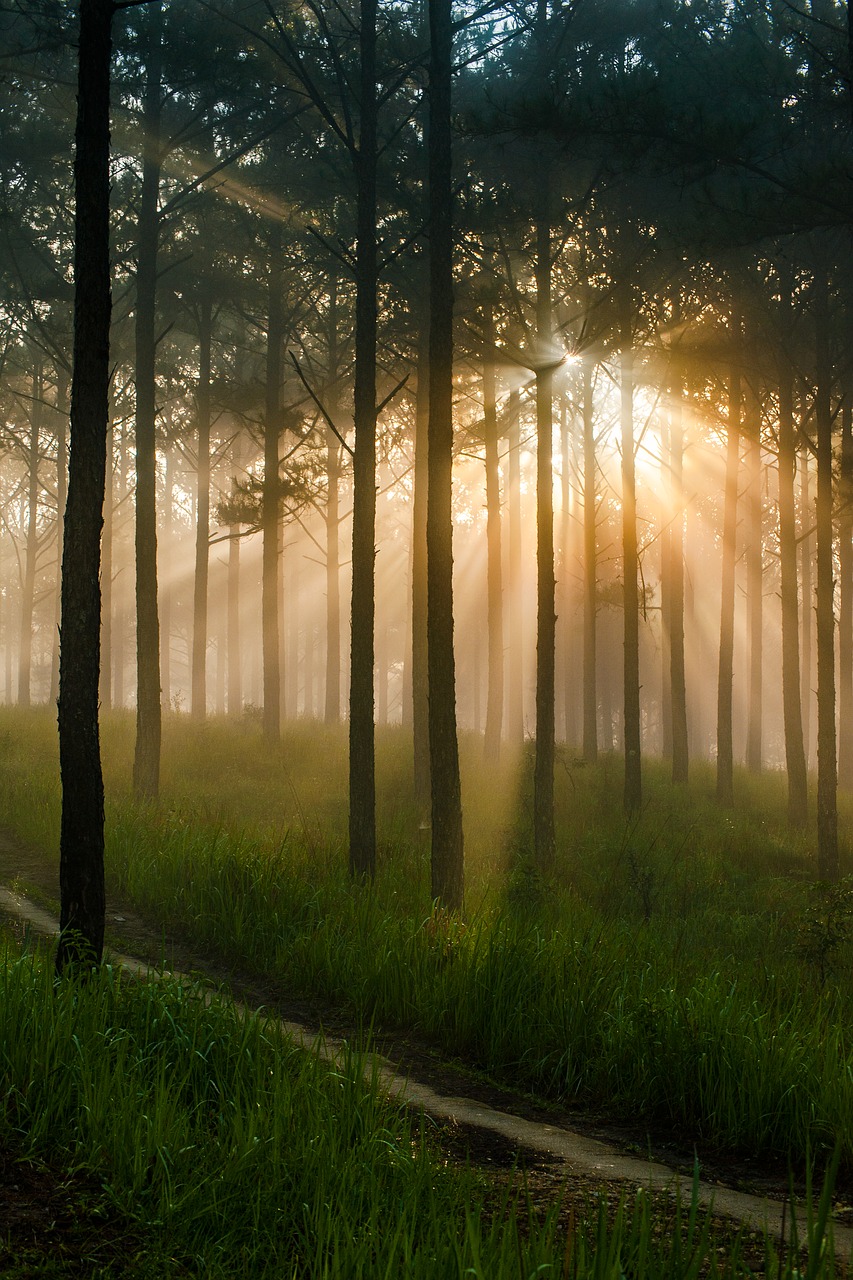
<box><xmin>191</xmin><ymin>294</ymin><xmax>213</xmax><ymax>719</ymax></box>
<box><xmin>18</xmin><ymin>361</ymin><xmax>42</xmax><ymax>707</ymax></box>
<box><xmin>582</xmin><ymin>356</ymin><xmax>597</xmax><ymax>764</ymax></box>
<box><xmin>348</xmin><ymin>0</ymin><xmax>378</xmax><ymax>879</ymax></box>
<box><xmin>620</xmin><ymin>289</ymin><xmax>641</xmax><ymax>814</ymax></box>
<box><xmin>132</xmin><ymin>0</ymin><xmax>162</xmax><ymax>800</ymax></box>
<box><xmin>51</xmin><ymin>365</ymin><xmax>69</xmax><ymax>706</ymax></box>
<box><xmin>507</xmin><ymin>388</ymin><xmax>524</xmax><ymax>744</ymax></box>
<box><xmin>482</xmin><ymin>304</ymin><xmax>503</xmax><ymax>763</ymax></box>
<box><xmin>717</xmin><ymin>304</ymin><xmax>741</xmax><ymax>809</ymax></box>
<box><xmin>262</xmin><ymin>223</ymin><xmax>283</xmax><ymax>742</ymax></box>
<box><xmin>534</xmin><ymin>197</ymin><xmax>555</xmax><ymax>865</ymax></box>
<box><xmin>99</xmin><ymin>418</ymin><xmax>113</xmax><ymax>710</ymax></box>
<box><xmin>411</xmin><ymin>320</ymin><xmax>430</xmax><ymax>804</ymax></box>
<box><xmin>113</xmin><ymin>423</ymin><xmax>127</xmax><ymax>708</ymax></box>
<box><xmin>745</xmin><ymin>378</ymin><xmax>763</xmax><ymax>773</ymax></box>
<box><xmin>427</xmin><ymin>0</ymin><xmax>463</xmax><ymax>909</ymax></box>
<box><xmin>159</xmin><ymin>442</ymin><xmax>173</xmax><ymax>711</ymax></box>
<box><xmin>800</xmin><ymin>449</ymin><xmax>814</xmax><ymax>769</ymax></box>
<box><xmin>57</xmin><ymin>0</ymin><xmax>112</xmax><ymax>971</ymax></box>
<box><xmin>839</xmin><ymin>398</ymin><xmax>853</xmax><ymax>790</ymax></box>
<box><xmin>227</xmin><ymin>522</ymin><xmax>241</xmax><ymax>716</ymax></box>
<box><xmin>669</xmin><ymin>366</ymin><xmax>689</xmax><ymax>784</ymax></box>
<box><xmin>778</xmin><ymin>296</ymin><xmax>808</xmax><ymax>825</ymax></box>
<box><xmin>325</xmin><ymin>422</ymin><xmax>341</xmax><ymax>725</ymax></box>
<box><xmin>560</xmin><ymin>397</ymin><xmax>575</xmax><ymax>744</ymax></box>
<box><xmin>814</xmin><ymin>264</ymin><xmax>838</xmax><ymax>880</ymax></box>
<box><xmin>660</xmin><ymin>410</ymin><xmax>672</xmax><ymax>761</ymax></box>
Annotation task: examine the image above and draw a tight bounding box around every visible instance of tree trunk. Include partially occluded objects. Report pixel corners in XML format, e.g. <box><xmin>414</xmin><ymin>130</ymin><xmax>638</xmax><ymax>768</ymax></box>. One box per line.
<box><xmin>482</xmin><ymin>304</ymin><xmax>503</xmax><ymax>763</ymax></box>
<box><xmin>801</xmin><ymin>448</ymin><xmax>813</xmax><ymax>768</ymax></box>
<box><xmin>745</xmin><ymin>378</ymin><xmax>763</xmax><ymax>773</ymax></box>
<box><xmin>18</xmin><ymin>361</ymin><xmax>42</xmax><ymax>708</ymax></box>
<box><xmin>348</xmin><ymin>0</ymin><xmax>378</xmax><ymax>879</ymax></box>
<box><xmin>669</xmin><ymin>366</ymin><xmax>689</xmax><ymax>784</ymax></box>
<box><xmin>411</xmin><ymin>320</ymin><xmax>430</xmax><ymax>805</ymax></box>
<box><xmin>51</xmin><ymin>364</ymin><xmax>69</xmax><ymax>706</ymax></box>
<box><xmin>191</xmin><ymin>294</ymin><xmax>213</xmax><ymax>719</ymax></box>
<box><xmin>132</xmin><ymin>0</ymin><xmax>162</xmax><ymax>801</ymax></box>
<box><xmin>660</xmin><ymin>410</ymin><xmax>672</xmax><ymax>761</ymax></box>
<box><xmin>99</xmin><ymin>418</ymin><xmax>113</xmax><ymax>711</ymax></box>
<box><xmin>716</xmin><ymin>305</ymin><xmax>740</xmax><ymax>809</ymax></box>
<box><xmin>582</xmin><ymin>357</ymin><xmax>597</xmax><ymax>764</ymax></box>
<box><xmin>814</xmin><ymin>265</ymin><xmax>838</xmax><ymax>880</ymax></box>
<box><xmin>534</xmin><ymin>200</ymin><xmax>555</xmax><ymax>864</ymax></box>
<box><xmin>507</xmin><ymin>388</ymin><xmax>524</xmax><ymax>744</ymax></box>
<box><xmin>262</xmin><ymin>222</ymin><xmax>283</xmax><ymax>742</ymax></box>
<box><xmin>56</xmin><ymin>0</ymin><xmax>112</xmax><ymax>972</ymax></box>
<box><xmin>159</xmin><ymin>442</ymin><xmax>173</xmax><ymax>711</ymax></box>
<box><xmin>839</xmin><ymin>398</ymin><xmax>853</xmax><ymax>790</ymax></box>
<box><xmin>427</xmin><ymin>0</ymin><xmax>463</xmax><ymax>909</ymax></box>
<box><xmin>620</xmin><ymin>290</ymin><xmax>641</xmax><ymax>814</ymax></box>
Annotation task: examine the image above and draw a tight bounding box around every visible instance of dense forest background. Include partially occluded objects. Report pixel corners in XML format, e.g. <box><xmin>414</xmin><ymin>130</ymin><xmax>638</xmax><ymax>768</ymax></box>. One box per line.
<box><xmin>4</xmin><ymin>0</ymin><xmax>853</xmax><ymax>880</ymax></box>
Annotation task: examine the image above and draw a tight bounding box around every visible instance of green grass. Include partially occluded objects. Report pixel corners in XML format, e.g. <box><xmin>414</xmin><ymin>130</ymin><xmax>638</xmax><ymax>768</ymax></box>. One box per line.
<box><xmin>2</xmin><ymin>707</ymin><xmax>853</xmax><ymax>1172</ymax></box>
<box><xmin>0</xmin><ymin>940</ymin><xmax>844</xmax><ymax>1278</ymax></box>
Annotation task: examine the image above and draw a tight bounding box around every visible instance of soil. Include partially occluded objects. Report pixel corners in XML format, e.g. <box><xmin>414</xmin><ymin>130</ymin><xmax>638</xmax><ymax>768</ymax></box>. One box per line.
<box><xmin>1</xmin><ymin>827</ymin><xmax>850</xmax><ymax>1273</ymax></box>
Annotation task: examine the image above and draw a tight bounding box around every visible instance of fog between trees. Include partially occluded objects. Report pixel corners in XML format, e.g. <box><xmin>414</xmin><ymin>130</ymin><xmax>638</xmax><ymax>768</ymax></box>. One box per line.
<box><xmin>4</xmin><ymin>0</ymin><xmax>853</xmax><ymax>952</ymax></box>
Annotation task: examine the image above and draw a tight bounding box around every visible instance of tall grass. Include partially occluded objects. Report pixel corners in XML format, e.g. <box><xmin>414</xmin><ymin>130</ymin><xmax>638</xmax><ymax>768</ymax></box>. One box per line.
<box><xmin>0</xmin><ymin>944</ymin><xmax>843</xmax><ymax>1278</ymax></box>
<box><xmin>1</xmin><ymin>708</ymin><xmax>852</xmax><ymax>1170</ymax></box>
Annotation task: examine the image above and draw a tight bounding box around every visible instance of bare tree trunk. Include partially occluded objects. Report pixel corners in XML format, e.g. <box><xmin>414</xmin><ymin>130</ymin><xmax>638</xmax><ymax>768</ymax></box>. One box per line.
<box><xmin>348</xmin><ymin>0</ymin><xmax>378</xmax><ymax>879</ymax></box>
<box><xmin>717</xmin><ymin>304</ymin><xmax>740</xmax><ymax>809</ymax></box>
<box><xmin>483</xmin><ymin>304</ymin><xmax>503</xmax><ymax>763</ymax></box>
<box><xmin>582</xmin><ymin>357</ymin><xmax>597</xmax><ymax>764</ymax></box>
<box><xmin>801</xmin><ymin>447</ymin><xmax>813</xmax><ymax>768</ymax></box>
<box><xmin>99</xmin><ymin>418</ymin><xmax>113</xmax><ymax>711</ymax></box>
<box><xmin>132</xmin><ymin>0</ymin><xmax>162</xmax><ymax>800</ymax></box>
<box><xmin>669</xmin><ymin>367</ymin><xmax>688</xmax><ymax>784</ymax></box>
<box><xmin>620</xmin><ymin>290</ymin><xmax>641</xmax><ymax>814</ymax></box>
<box><xmin>227</xmin><ymin>523</ymin><xmax>241</xmax><ymax>716</ymax></box>
<box><xmin>159</xmin><ymin>442</ymin><xmax>173</xmax><ymax>711</ymax></box>
<box><xmin>839</xmin><ymin>398</ymin><xmax>853</xmax><ymax>790</ymax></box>
<box><xmin>18</xmin><ymin>361</ymin><xmax>42</xmax><ymax>707</ymax></box>
<box><xmin>51</xmin><ymin>365</ymin><xmax>68</xmax><ymax>706</ymax></box>
<box><xmin>778</xmin><ymin>307</ymin><xmax>808</xmax><ymax>825</ymax></box>
<box><xmin>262</xmin><ymin>223</ymin><xmax>283</xmax><ymax>743</ymax></box>
<box><xmin>191</xmin><ymin>294</ymin><xmax>213</xmax><ymax>719</ymax></box>
<box><xmin>745</xmin><ymin>378</ymin><xmax>763</xmax><ymax>773</ymax></box>
<box><xmin>660</xmin><ymin>410</ymin><xmax>672</xmax><ymax>761</ymax></box>
<box><xmin>411</xmin><ymin>320</ymin><xmax>430</xmax><ymax>804</ymax></box>
<box><xmin>814</xmin><ymin>264</ymin><xmax>838</xmax><ymax>880</ymax></box>
<box><xmin>427</xmin><ymin>0</ymin><xmax>463</xmax><ymax>909</ymax></box>
<box><xmin>57</xmin><ymin>0</ymin><xmax>112</xmax><ymax>971</ymax></box>
<box><xmin>534</xmin><ymin>198</ymin><xmax>555</xmax><ymax>865</ymax></box>
<box><xmin>507</xmin><ymin>388</ymin><xmax>524</xmax><ymax>744</ymax></box>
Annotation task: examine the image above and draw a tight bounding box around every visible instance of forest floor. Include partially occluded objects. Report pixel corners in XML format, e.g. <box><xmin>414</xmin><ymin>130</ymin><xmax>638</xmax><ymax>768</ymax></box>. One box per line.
<box><xmin>3</xmin><ymin>828</ymin><xmax>852</xmax><ymax>1275</ymax></box>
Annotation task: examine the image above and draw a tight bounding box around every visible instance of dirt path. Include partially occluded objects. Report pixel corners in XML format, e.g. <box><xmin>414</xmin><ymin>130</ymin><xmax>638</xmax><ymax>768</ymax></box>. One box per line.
<box><xmin>2</xmin><ymin>871</ymin><xmax>852</xmax><ymax>1263</ymax></box>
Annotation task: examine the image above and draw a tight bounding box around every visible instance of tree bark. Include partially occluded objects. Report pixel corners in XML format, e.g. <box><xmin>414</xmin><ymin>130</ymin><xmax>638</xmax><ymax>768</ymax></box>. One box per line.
<box><xmin>507</xmin><ymin>388</ymin><xmax>524</xmax><ymax>744</ymax></box>
<box><xmin>324</xmin><ymin>287</ymin><xmax>342</xmax><ymax>726</ymax></box>
<box><xmin>50</xmin><ymin>365</ymin><xmax>69</xmax><ymax>706</ymax></box>
<box><xmin>716</xmin><ymin>304</ymin><xmax>740</xmax><ymax>809</ymax></box>
<box><xmin>348</xmin><ymin>0</ymin><xmax>378</xmax><ymax>879</ymax></box>
<box><xmin>18</xmin><ymin>361</ymin><xmax>42</xmax><ymax>708</ymax></box>
<box><xmin>411</xmin><ymin>319</ymin><xmax>430</xmax><ymax>805</ymax></box>
<box><xmin>99</xmin><ymin>418</ymin><xmax>113</xmax><ymax>711</ymax></box>
<box><xmin>814</xmin><ymin>264</ymin><xmax>838</xmax><ymax>880</ymax></box>
<box><xmin>745</xmin><ymin>377</ymin><xmax>763</xmax><ymax>773</ymax></box>
<box><xmin>620</xmin><ymin>289</ymin><xmax>641</xmax><ymax>814</ymax></box>
<box><xmin>132</xmin><ymin>0</ymin><xmax>162</xmax><ymax>800</ymax></box>
<box><xmin>191</xmin><ymin>293</ymin><xmax>213</xmax><ymax>719</ymax></box>
<box><xmin>56</xmin><ymin>0</ymin><xmax>113</xmax><ymax>972</ymax></box>
<box><xmin>669</xmin><ymin>365</ymin><xmax>688</xmax><ymax>784</ymax></box>
<box><xmin>427</xmin><ymin>0</ymin><xmax>463</xmax><ymax>909</ymax></box>
<box><xmin>582</xmin><ymin>356</ymin><xmax>597</xmax><ymax>764</ymax></box>
<box><xmin>534</xmin><ymin>199</ymin><xmax>555</xmax><ymax>864</ymax></box>
<box><xmin>482</xmin><ymin>304</ymin><xmax>503</xmax><ymax>763</ymax></box>
<box><xmin>262</xmin><ymin>224</ymin><xmax>283</xmax><ymax>741</ymax></box>
<box><xmin>801</xmin><ymin>447</ymin><xmax>813</xmax><ymax>769</ymax></box>
<box><xmin>839</xmin><ymin>398</ymin><xmax>853</xmax><ymax>790</ymax></box>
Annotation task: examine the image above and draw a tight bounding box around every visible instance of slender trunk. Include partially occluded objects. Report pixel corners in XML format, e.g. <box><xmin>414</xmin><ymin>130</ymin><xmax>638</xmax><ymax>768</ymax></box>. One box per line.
<box><xmin>778</xmin><ymin>306</ymin><xmax>808</xmax><ymax>825</ymax></box>
<box><xmin>348</xmin><ymin>0</ymin><xmax>378</xmax><ymax>879</ymax></box>
<box><xmin>669</xmin><ymin>367</ymin><xmax>689</xmax><ymax>783</ymax></box>
<box><xmin>57</xmin><ymin>0</ymin><xmax>112</xmax><ymax>971</ymax></box>
<box><xmin>534</xmin><ymin>199</ymin><xmax>555</xmax><ymax>864</ymax></box>
<box><xmin>717</xmin><ymin>306</ymin><xmax>740</xmax><ymax>809</ymax></box>
<box><xmin>621</xmin><ymin>290</ymin><xmax>641</xmax><ymax>814</ymax></box>
<box><xmin>99</xmin><ymin>418</ymin><xmax>113</xmax><ymax>711</ymax></box>
<box><xmin>411</xmin><ymin>320</ymin><xmax>430</xmax><ymax>804</ymax></box>
<box><xmin>801</xmin><ymin>448</ymin><xmax>813</xmax><ymax>766</ymax></box>
<box><xmin>507</xmin><ymin>388</ymin><xmax>524</xmax><ymax>743</ymax></box>
<box><xmin>560</xmin><ymin>397</ymin><xmax>574</xmax><ymax>744</ymax></box>
<box><xmin>325</xmin><ymin>423</ymin><xmax>341</xmax><ymax>724</ymax></box>
<box><xmin>483</xmin><ymin>304</ymin><xmax>503</xmax><ymax>762</ymax></box>
<box><xmin>132</xmin><ymin>0</ymin><xmax>162</xmax><ymax>800</ymax></box>
<box><xmin>427</xmin><ymin>0</ymin><xmax>463</xmax><ymax>909</ymax></box>
<box><xmin>839</xmin><ymin>398</ymin><xmax>853</xmax><ymax>789</ymax></box>
<box><xmin>159</xmin><ymin>443</ymin><xmax>172</xmax><ymax>711</ymax></box>
<box><xmin>262</xmin><ymin>223</ymin><xmax>283</xmax><ymax>742</ymax></box>
<box><xmin>814</xmin><ymin>265</ymin><xmax>838</xmax><ymax>880</ymax></box>
<box><xmin>227</xmin><ymin>523</ymin><xmax>241</xmax><ymax>716</ymax></box>
<box><xmin>191</xmin><ymin>295</ymin><xmax>212</xmax><ymax>719</ymax></box>
<box><xmin>18</xmin><ymin>361</ymin><xmax>42</xmax><ymax>707</ymax></box>
<box><xmin>660</xmin><ymin>410</ymin><xmax>672</xmax><ymax>760</ymax></box>
<box><xmin>582</xmin><ymin>357</ymin><xmax>597</xmax><ymax>764</ymax></box>
<box><xmin>51</xmin><ymin>365</ymin><xmax>69</xmax><ymax>705</ymax></box>
<box><xmin>745</xmin><ymin>379</ymin><xmax>763</xmax><ymax>773</ymax></box>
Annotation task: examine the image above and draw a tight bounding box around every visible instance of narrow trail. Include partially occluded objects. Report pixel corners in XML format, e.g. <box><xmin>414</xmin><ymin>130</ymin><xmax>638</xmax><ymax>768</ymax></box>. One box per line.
<box><xmin>2</xmin><ymin>882</ymin><xmax>852</xmax><ymax>1262</ymax></box>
